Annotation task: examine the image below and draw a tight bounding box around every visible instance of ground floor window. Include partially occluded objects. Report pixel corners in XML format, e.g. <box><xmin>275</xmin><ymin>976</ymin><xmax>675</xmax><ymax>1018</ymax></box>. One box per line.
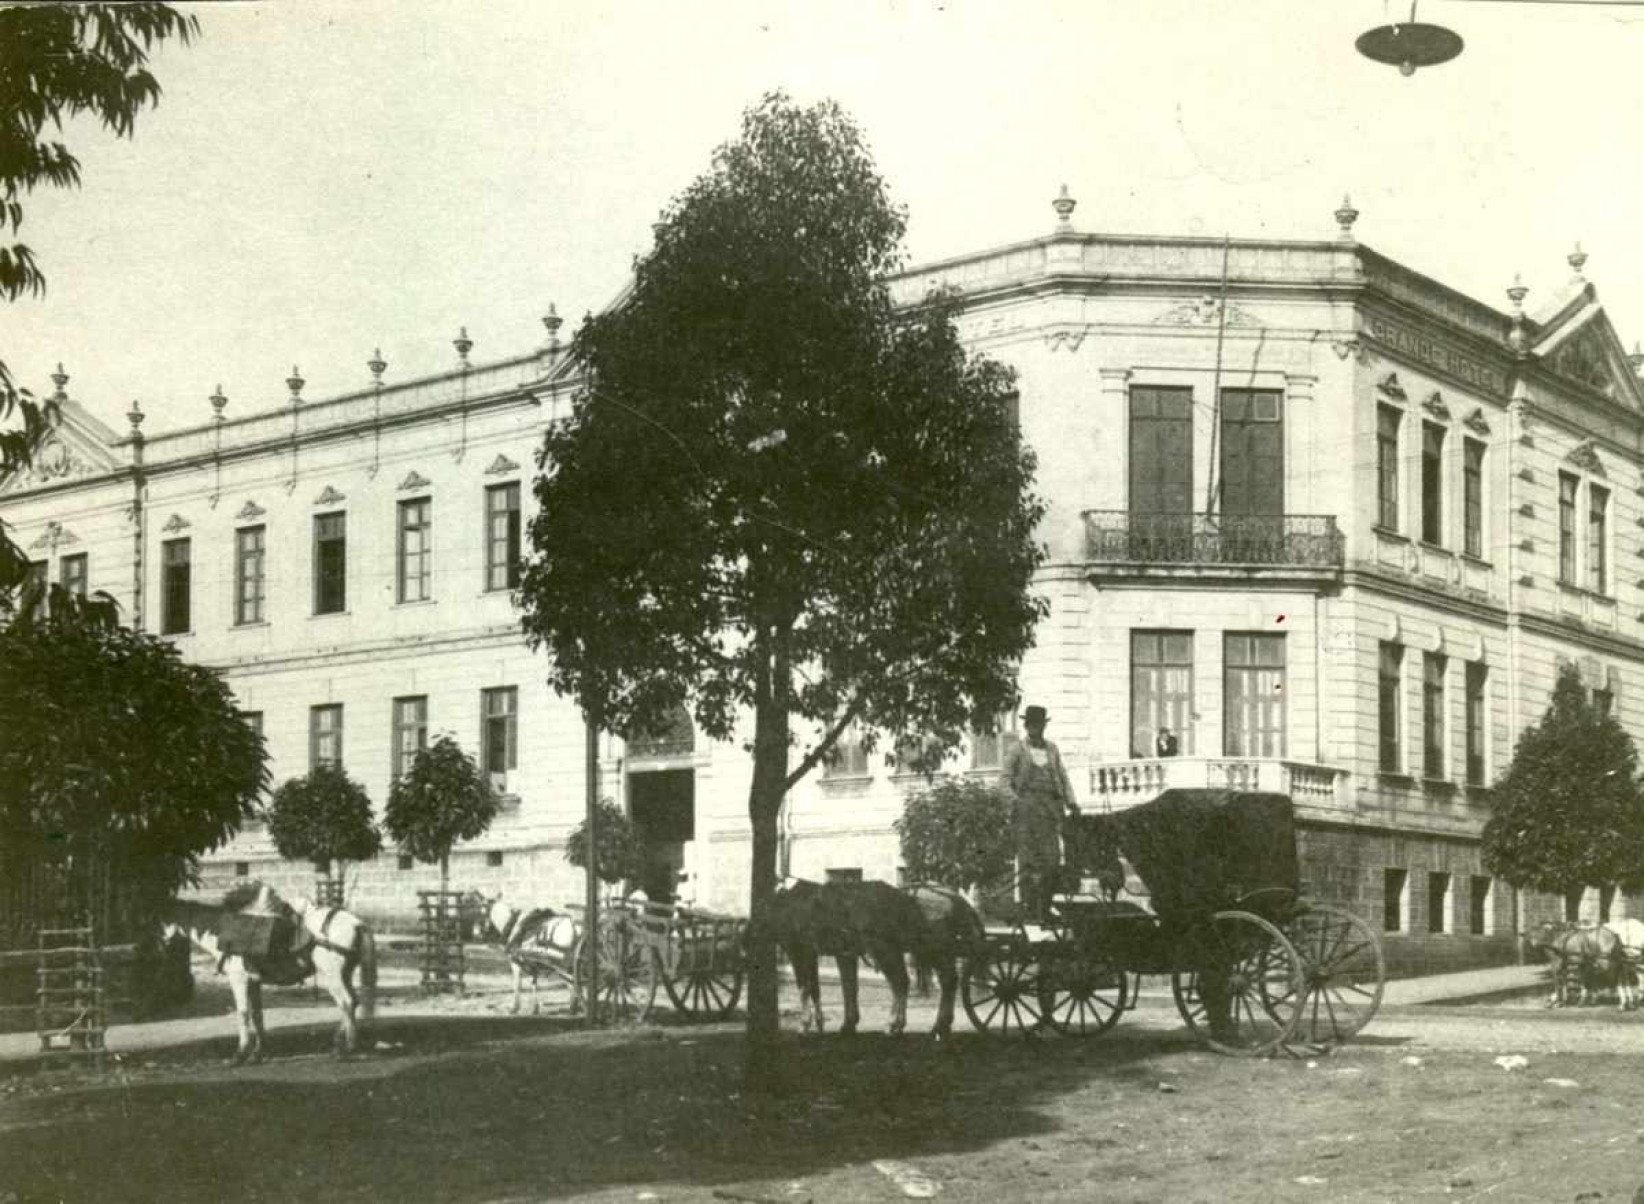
<box><xmin>1469</xmin><ymin>876</ymin><xmax>1492</xmax><ymax>935</ymax></box>
<box><xmin>1131</xmin><ymin>630</ymin><xmax>1193</xmax><ymax>758</ymax></box>
<box><xmin>1427</xmin><ymin>872</ymin><xmax>1452</xmax><ymax>934</ymax></box>
<box><xmin>1601</xmin><ymin>884</ymin><xmax>1617</xmax><ymax>924</ymax></box>
<box><xmin>1564</xmin><ymin>888</ymin><xmax>1584</xmax><ymax>923</ymax></box>
<box><xmin>1384</xmin><ymin>867</ymin><xmax>1408</xmax><ymax>932</ymax></box>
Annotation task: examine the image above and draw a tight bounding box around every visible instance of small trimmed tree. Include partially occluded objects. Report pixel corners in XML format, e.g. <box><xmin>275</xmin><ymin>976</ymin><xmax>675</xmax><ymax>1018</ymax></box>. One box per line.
<box><xmin>1482</xmin><ymin>663</ymin><xmax>1644</xmax><ymax>898</ymax></box>
<box><xmin>383</xmin><ymin>735</ymin><xmax>499</xmax><ymax>894</ymax></box>
<box><xmin>896</xmin><ymin>777</ymin><xmax>1014</xmax><ymax>896</ymax></box>
<box><xmin>265</xmin><ymin>765</ymin><xmax>381</xmax><ymax>897</ymax></box>
<box><xmin>565</xmin><ymin>799</ymin><xmax>643</xmax><ymax>889</ymax></box>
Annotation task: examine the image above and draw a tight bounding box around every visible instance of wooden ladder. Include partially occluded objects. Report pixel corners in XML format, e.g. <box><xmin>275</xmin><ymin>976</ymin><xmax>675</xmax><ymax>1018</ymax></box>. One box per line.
<box><xmin>36</xmin><ymin>919</ymin><xmax>106</xmax><ymax>1069</ymax></box>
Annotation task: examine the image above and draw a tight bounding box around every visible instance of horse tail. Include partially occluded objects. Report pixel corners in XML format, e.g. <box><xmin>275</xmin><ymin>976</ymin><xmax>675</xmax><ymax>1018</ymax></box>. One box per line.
<box><xmin>358</xmin><ymin>925</ymin><xmax>378</xmax><ymax>1025</ymax></box>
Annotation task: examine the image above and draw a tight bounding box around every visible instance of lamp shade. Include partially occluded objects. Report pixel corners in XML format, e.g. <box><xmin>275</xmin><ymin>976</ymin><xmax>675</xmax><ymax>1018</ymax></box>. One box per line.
<box><xmin>1355</xmin><ymin>22</ymin><xmax>1463</xmax><ymax>74</ymax></box>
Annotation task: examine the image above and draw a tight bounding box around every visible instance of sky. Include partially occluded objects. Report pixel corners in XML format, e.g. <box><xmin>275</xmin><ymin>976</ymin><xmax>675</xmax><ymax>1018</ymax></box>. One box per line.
<box><xmin>10</xmin><ymin>0</ymin><xmax>1644</xmax><ymax>436</ymax></box>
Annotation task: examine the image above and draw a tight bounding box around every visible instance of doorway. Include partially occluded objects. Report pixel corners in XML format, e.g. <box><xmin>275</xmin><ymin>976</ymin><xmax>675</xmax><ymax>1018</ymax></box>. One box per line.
<box><xmin>628</xmin><ymin>769</ymin><xmax>695</xmax><ymax>903</ymax></box>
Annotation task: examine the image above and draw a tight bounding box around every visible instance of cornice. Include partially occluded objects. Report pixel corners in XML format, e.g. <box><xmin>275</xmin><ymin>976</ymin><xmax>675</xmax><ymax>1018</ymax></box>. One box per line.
<box><xmin>1513</xmin><ymin>609</ymin><xmax>1644</xmax><ymax>661</ymax></box>
<box><xmin>1340</xmin><ymin>568</ymin><xmax>1510</xmax><ymax>626</ymax></box>
<box><xmin>190</xmin><ymin>622</ymin><xmax>526</xmax><ymax>677</ymax></box>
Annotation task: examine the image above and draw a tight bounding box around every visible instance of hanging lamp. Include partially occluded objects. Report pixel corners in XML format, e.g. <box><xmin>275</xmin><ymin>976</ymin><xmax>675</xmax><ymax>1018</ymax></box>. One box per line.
<box><xmin>1356</xmin><ymin>1</ymin><xmax>1464</xmax><ymax>75</ymax></box>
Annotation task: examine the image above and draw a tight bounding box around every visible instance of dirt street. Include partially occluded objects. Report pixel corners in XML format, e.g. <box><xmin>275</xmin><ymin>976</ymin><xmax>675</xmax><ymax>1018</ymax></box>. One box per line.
<box><xmin>4</xmin><ymin>975</ymin><xmax>1644</xmax><ymax>1204</ymax></box>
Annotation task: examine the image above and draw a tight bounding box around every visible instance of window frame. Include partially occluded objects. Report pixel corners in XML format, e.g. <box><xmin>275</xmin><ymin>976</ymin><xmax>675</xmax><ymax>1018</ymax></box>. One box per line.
<box><xmin>235</xmin><ymin>525</ymin><xmax>267</xmax><ymax>626</ymax></box>
<box><xmin>1131</xmin><ymin>629</ymin><xmax>1195</xmax><ymax>758</ymax></box>
<box><xmin>1588</xmin><ymin>482</ymin><xmax>1610</xmax><ymax>595</ymax></box>
<box><xmin>1462</xmin><ymin>436</ymin><xmax>1485</xmax><ymax>559</ymax></box>
<box><xmin>480</xmin><ymin>686</ymin><xmax>518</xmax><ymax>790</ymax></box>
<box><xmin>1427</xmin><ymin>871</ymin><xmax>1452</xmax><ymax>935</ymax></box>
<box><xmin>822</xmin><ymin>724</ymin><xmax>871</xmax><ymax>779</ymax></box>
<box><xmin>391</xmin><ymin>695</ymin><xmax>428</xmax><ymax>783</ymax></box>
<box><xmin>970</xmin><ymin>711</ymin><xmax>1019</xmax><ymax>771</ymax></box>
<box><xmin>58</xmin><ymin>551</ymin><xmax>87</xmax><ymax>599</ymax></box>
<box><xmin>160</xmin><ymin>536</ymin><xmax>191</xmax><ymax>635</ymax></box>
<box><xmin>484</xmin><ymin>482</ymin><xmax>522</xmax><ymax>593</ymax></box>
<box><xmin>1468</xmin><ymin>876</ymin><xmax>1493</xmax><ymax>936</ymax></box>
<box><xmin>1383</xmin><ymin>867</ymin><xmax>1408</xmax><ymax>933</ymax></box>
<box><xmin>1558</xmin><ymin>471</ymin><xmax>1579</xmax><ymax>585</ymax></box>
<box><xmin>1420</xmin><ymin>420</ymin><xmax>1445</xmax><ymax>546</ymax></box>
<box><xmin>1376</xmin><ymin>404</ymin><xmax>1401</xmax><ymax>531</ymax></box>
<box><xmin>396</xmin><ymin>496</ymin><xmax>433</xmax><ymax>604</ymax></box>
<box><xmin>1223</xmin><ymin>632</ymin><xmax>1286</xmax><ymax>758</ymax></box>
<box><xmin>1378</xmin><ymin>641</ymin><xmax>1404</xmax><ymax>773</ymax></box>
<box><xmin>1422</xmin><ymin>651</ymin><xmax>1447</xmax><ymax>780</ymax></box>
<box><xmin>309</xmin><ymin>703</ymin><xmax>344</xmax><ymax>771</ymax></box>
<box><xmin>1464</xmin><ymin>661</ymin><xmax>1487</xmax><ymax>786</ymax></box>
<box><xmin>313</xmin><ymin>510</ymin><xmax>348</xmax><ymax>616</ymax></box>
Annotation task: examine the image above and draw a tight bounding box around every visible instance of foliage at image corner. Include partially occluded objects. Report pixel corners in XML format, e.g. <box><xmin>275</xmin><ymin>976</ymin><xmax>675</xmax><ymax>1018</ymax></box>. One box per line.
<box><xmin>565</xmin><ymin>799</ymin><xmax>643</xmax><ymax>887</ymax></box>
<box><xmin>264</xmin><ymin>764</ymin><xmax>381</xmax><ymax>868</ymax></box>
<box><xmin>1481</xmin><ymin>662</ymin><xmax>1644</xmax><ymax>894</ymax></box>
<box><xmin>895</xmin><ymin>776</ymin><xmax>1015</xmax><ymax>893</ymax></box>
<box><xmin>383</xmin><ymin>734</ymin><xmax>499</xmax><ymax>871</ymax></box>
<box><xmin>0</xmin><ymin>618</ymin><xmax>267</xmax><ymax>889</ymax></box>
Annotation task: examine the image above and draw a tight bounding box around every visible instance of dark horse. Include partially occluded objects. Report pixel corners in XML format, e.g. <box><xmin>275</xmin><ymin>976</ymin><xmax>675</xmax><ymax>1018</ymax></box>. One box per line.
<box><xmin>767</xmin><ymin>878</ymin><xmax>983</xmax><ymax>1038</ymax></box>
<box><xmin>1528</xmin><ymin>920</ymin><xmax>1631</xmax><ymax>1009</ymax></box>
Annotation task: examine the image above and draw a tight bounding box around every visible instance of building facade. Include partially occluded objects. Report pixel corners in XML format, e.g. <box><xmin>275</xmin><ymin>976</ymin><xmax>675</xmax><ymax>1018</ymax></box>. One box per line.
<box><xmin>7</xmin><ymin>197</ymin><xmax>1644</xmax><ymax>970</ymax></box>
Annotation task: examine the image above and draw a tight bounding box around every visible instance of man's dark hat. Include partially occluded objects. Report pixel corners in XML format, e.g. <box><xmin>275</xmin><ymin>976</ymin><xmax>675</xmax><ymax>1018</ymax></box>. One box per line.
<box><xmin>1023</xmin><ymin>705</ymin><xmax>1048</xmax><ymax>725</ymax></box>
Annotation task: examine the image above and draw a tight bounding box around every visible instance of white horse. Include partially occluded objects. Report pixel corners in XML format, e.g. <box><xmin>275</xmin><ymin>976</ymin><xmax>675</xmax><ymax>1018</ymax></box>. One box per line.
<box><xmin>465</xmin><ymin>892</ymin><xmax>578</xmax><ymax>1014</ymax></box>
<box><xmin>1604</xmin><ymin>917</ymin><xmax>1644</xmax><ymax>1009</ymax></box>
<box><xmin>162</xmin><ymin>882</ymin><xmax>377</xmax><ymax>1063</ymax></box>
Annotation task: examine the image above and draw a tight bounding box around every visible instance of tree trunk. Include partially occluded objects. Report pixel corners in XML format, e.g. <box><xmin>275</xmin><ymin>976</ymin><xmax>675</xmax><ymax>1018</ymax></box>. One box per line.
<box><xmin>743</xmin><ymin>643</ymin><xmax>791</xmax><ymax>1096</ymax></box>
<box><xmin>439</xmin><ymin>853</ymin><xmax>449</xmax><ymax>897</ymax></box>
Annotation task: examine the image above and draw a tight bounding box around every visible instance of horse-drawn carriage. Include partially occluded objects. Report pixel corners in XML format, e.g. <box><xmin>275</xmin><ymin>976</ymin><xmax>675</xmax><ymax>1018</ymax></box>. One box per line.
<box><xmin>962</xmin><ymin>789</ymin><xmax>1386</xmax><ymax>1055</ymax></box>
<box><xmin>471</xmin><ymin>892</ymin><xmax>748</xmax><ymax>1023</ymax></box>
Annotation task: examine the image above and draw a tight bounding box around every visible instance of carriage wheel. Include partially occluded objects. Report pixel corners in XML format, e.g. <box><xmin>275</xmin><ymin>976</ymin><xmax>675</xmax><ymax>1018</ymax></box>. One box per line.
<box><xmin>662</xmin><ymin>956</ymin><xmax>744</xmax><ymax>1018</ymax></box>
<box><xmin>1170</xmin><ymin>910</ymin><xmax>1304</xmax><ymax>1056</ymax></box>
<box><xmin>961</xmin><ymin>940</ymin><xmax>1047</xmax><ymax>1035</ymax></box>
<box><xmin>1270</xmin><ymin>904</ymin><xmax>1386</xmax><ymax>1046</ymax></box>
<box><xmin>574</xmin><ymin>917</ymin><xmax>658</xmax><ymax>1024</ymax></box>
<box><xmin>1040</xmin><ymin>946</ymin><xmax>1129</xmax><ymax>1037</ymax></box>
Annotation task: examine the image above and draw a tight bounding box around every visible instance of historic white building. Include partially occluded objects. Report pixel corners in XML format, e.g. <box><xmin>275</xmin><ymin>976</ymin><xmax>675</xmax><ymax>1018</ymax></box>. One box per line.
<box><xmin>7</xmin><ymin>195</ymin><xmax>1644</xmax><ymax>972</ymax></box>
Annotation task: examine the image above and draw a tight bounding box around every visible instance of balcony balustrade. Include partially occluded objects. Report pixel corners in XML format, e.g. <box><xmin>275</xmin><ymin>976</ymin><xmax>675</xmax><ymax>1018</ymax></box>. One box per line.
<box><xmin>1086</xmin><ymin>756</ymin><xmax>1347</xmax><ymax>813</ymax></box>
<box><xmin>1082</xmin><ymin>511</ymin><xmax>1344</xmax><ymax>568</ymax></box>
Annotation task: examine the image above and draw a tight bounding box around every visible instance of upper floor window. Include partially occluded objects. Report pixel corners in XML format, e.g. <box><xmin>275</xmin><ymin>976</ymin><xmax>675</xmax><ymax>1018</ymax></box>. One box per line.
<box><xmin>59</xmin><ymin>552</ymin><xmax>87</xmax><ymax>599</ymax></box>
<box><xmin>24</xmin><ymin>559</ymin><xmax>46</xmax><ymax>599</ymax></box>
<box><xmin>313</xmin><ymin>511</ymin><xmax>347</xmax><ymax>615</ymax></box>
<box><xmin>1422</xmin><ymin>652</ymin><xmax>1447</xmax><ymax>780</ymax></box>
<box><xmin>392</xmin><ymin>695</ymin><xmax>428</xmax><ymax>782</ymax></box>
<box><xmin>1378</xmin><ymin>641</ymin><xmax>1403</xmax><ymax>773</ymax></box>
<box><xmin>1376</xmin><ymin>404</ymin><xmax>1401</xmax><ymax>531</ymax></box>
<box><xmin>235</xmin><ymin>526</ymin><xmax>266</xmax><ymax>625</ymax></box>
<box><xmin>1462</xmin><ymin>437</ymin><xmax>1485</xmax><ymax>559</ymax></box>
<box><xmin>480</xmin><ymin>686</ymin><xmax>518</xmax><ymax>789</ymax></box>
<box><xmin>1465</xmin><ymin>661</ymin><xmax>1488</xmax><ymax>786</ymax></box>
<box><xmin>1219</xmin><ymin>389</ymin><xmax>1284</xmax><ymax>521</ymax></box>
<box><xmin>485</xmin><ymin>483</ymin><xmax>521</xmax><ymax>592</ymax></box>
<box><xmin>822</xmin><ymin>724</ymin><xmax>870</xmax><ymax>778</ymax></box>
<box><xmin>1420</xmin><ymin>422</ymin><xmax>1445</xmax><ymax>545</ymax></box>
<box><xmin>1129</xmin><ymin>386</ymin><xmax>1193</xmax><ymax>517</ymax></box>
<box><xmin>1224</xmin><ymin>633</ymin><xmax>1285</xmax><ymax>758</ymax></box>
<box><xmin>970</xmin><ymin>711</ymin><xmax>1019</xmax><ymax>771</ymax></box>
<box><xmin>397</xmin><ymin>497</ymin><xmax>432</xmax><ymax>603</ymax></box>
<box><xmin>310</xmin><ymin>703</ymin><xmax>343</xmax><ymax>771</ymax></box>
<box><xmin>1132</xmin><ymin>630</ymin><xmax>1194</xmax><ymax>758</ymax></box>
<box><xmin>161</xmin><ymin>538</ymin><xmax>191</xmax><ymax>634</ymax></box>
<box><xmin>1558</xmin><ymin>472</ymin><xmax>1579</xmax><ymax>585</ymax></box>
<box><xmin>1589</xmin><ymin>484</ymin><xmax>1610</xmax><ymax>595</ymax></box>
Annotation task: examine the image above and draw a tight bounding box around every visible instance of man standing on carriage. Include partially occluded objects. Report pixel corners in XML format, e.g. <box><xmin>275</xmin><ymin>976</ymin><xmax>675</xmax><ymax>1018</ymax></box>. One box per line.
<box><xmin>1003</xmin><ymin>704</ymin><xmax>1079</xmax><ymax>919</ymax></box>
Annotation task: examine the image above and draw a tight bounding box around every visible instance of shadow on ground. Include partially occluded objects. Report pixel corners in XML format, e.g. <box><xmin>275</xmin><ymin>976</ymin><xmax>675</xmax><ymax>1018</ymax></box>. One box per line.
<box><xmin>0</xmin><ymin>1015</ymin><xmax>1183</xmax><ymax>1203</ymax></box>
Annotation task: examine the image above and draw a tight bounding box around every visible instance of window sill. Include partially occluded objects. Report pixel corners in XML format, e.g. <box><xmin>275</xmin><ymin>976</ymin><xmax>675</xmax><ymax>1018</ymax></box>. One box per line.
<box><xmin>1459</xmin><ymin>553</ymin><xmax>1492</xmax><ymax>569</ymax></box>
<box><xmin>394</xmin><ymin>597</ymin><xmax>437</xmax><ymax>608</ymax></box>
<box><xmin>231</xmin><ymin>620</ymin><xmax>270</xmax><ymax>630</ymax></box>
<box><xmin>1422</xmin><ymin>777</ymin><xmax>1457</xmax><ymax>795</ymax></box>
<box><xmin>161</xmin><ymin>628</ymin><xmax>195</xmax><ymax>638</ymax></box>
<box><xmin>495</xmin><ymin>793</ymin><xmax>521</xmax><ymax>813</ymax></box>
<box><xmin>1372</xmin><ymin>525</ymin><xmax>1408</xmax><ymax>544</ymax></box>
<box><xmin>1557</xmin><ymin>581</ymin><xmax>1616</xmax><ymax>604</ymax></box>
<box><xmin>1418</xmin><ymin>541</ymin><xmax>1451</xmax><ymax>556</ymax></box>
<box><xmin>819</xmin><ymin>774</ymin><xmax>873</xmax><ymax>789</ymax></box>
<box><xmin>311</xmin><ymin>609</ymin><xmax>351</xmax><ymax>620</ymax></box>
<box><xmin>1378</xmin><ymin>771</ymin><xmax>1415</xmax><ymax>786</ymax></box>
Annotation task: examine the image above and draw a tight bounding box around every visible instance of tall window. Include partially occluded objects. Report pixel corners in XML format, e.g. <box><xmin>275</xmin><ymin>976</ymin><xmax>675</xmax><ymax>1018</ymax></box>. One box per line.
<box><xmin>59</xmin><ymin>552</ymin><xmax>87</xmax><ymax>598</ymax></box>
<box><xmin>392</xmin><ymin>696</ymin><xmax>428</xmax><ymax>781</ymax></box>
<box><xmin>1224</xmin><ymin>633</ymin><xmax>1285</xmax><ymax>757</ymax></box>
<box><xmin>1423</xmin><ymin>652</ymin><xmax>1447</xmax><ymax>780</ymax></box>
<box><xmin>1376</xmin><ymin>405</ymin><xmax>1401</xmax><ymax>531</ymax></box>
<box><xmin>235</xmin><ymin>525</ymin><xmax>266</xmax><ymax>625</ymax></box>
<box><xmin>1378</xmin><ymin>642</ymin><xmax>1403</xmax><ymax>773</ymax></box>
<box><xmin>1464</xmin><ymin>661</ymin><xmax>1487</xmax><ymax>786</ymax></box>
<box><xmin>1469</xmin><ymin>877</ymin><xmax>1493</xmax><ymax>935</ymax></box>
<box><xmin>485</xmin><ymin>483</ymin><xmax>521</xmax><ymax>592</ymax></box>
<box><xmin>1219</xmin><ymin>389</ymin><xmax>1284</xmax><ymax>542</ymax></box>
<box><xmin>1420</xmin><ymin>422</ymin><xmax>1445</xmax><ymax>545</ymax></box>
<box><xmin>1129</xmin><ymin>387</ymin><xmax>1193</xmax><ymax>555</ymax></box>
<box><xmin>309</xmin><ymin>704</ymin><xmax>343</xmax><ymax>770</ymax></box>
<box><xmin>1589</xmin><ymin>483</ymin><xmax>1609</xmax><ymax>594</ymax></box>
<box><xmin>1384</xmin><ymin>867</ymin><xmax>1407</xmax><ymax>933</ymax></box>
<box><xmin>1427</xmin><ymin>872</ymin><xmax>1452</xmax><ymax>934</ymax></box>
<box><xmin>823</xmin><ymin>725</ymin><xmax>870</xmax><ymax>778</ymax></box>
<box><xmin>1558</xmin><ymin>472</ymin><xmax>1579</xmax><ymax>585</ymax></box>
<box><xmin>1462</xmin><ymin>437</ymin><xmax>1485</xmax><ymax>559</ymax></box>
<box><xmin>480</xmin><ymin>686</ymin><xmax>518</xmax><ymax>788</ymax></box>
<box><xmin>1131</xmin><ymin>630</ymin><xmax>1194</xmax><ymax>757</ymax></box>
<box><xmin>313</xmin><ymin>512</ymin><xmax>347</xmax><ymax>615</ymax></box>
<box><xmin>24</xmin><ymin>560</ymin><xmax>46</xmax><ymax>598</ymax></box>
<box><xmin>161</xmin><ymin>538</ymin><xmax>191</xmax><ymax>634</ymax></box>
<box><xmin>970</xmin><ymin>712</ymin><xmax>1019</xmax><ymax>771</ymax></box>
<box><xmin>397</xmin><ymin>497</ymin><xmax>432</xmax><ymax>603</ymax></box>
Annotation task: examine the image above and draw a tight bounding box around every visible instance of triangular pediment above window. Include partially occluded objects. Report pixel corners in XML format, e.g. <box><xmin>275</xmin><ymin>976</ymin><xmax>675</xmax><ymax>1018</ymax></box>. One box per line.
<box><xmin>398</xmin><ymin>470</ymin><xmax>431</xmax><ymax>491</ymax></box>
<box><xmin>313</xmin><ymin>485</ymin><xmax>347</xmax><ymax>506</ymax></box>
<box><xmin>1566</xmin><ymin>440</ymin><xmax>1606</xmax><ymax>478</ymax></box>
<box><xmin>0</xmin><ymin>399</ymin><xmax>126</xmax><ymax>495</ymax></box>
<box><xmin>484</xmin><ymin>454</ymin><xmax>520</xmax><ymax>476</ymax></box>
<box><xmin>1532</xmin><ymin>299</ymin><xmax>1644</xmax><ymax>410</ymax></box>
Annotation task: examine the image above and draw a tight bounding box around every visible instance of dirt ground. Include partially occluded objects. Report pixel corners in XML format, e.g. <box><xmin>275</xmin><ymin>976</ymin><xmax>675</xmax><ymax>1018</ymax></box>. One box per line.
<box><xmin>5</xmin><ymin>973</ymin><xmax>1644</xmax><ymax>1204</ymax></box>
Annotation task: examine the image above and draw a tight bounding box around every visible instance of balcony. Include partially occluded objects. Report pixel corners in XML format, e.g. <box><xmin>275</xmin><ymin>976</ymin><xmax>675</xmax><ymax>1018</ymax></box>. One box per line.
<box><xmin>1086</xmin><ymin>756</ymin><xmax>1348</xmax><ymax>814</ymax></box>
<box><xmin>1082</xmin><ymin>511</ymin><xmax>1344</xmax><ymax>573</ymax></box>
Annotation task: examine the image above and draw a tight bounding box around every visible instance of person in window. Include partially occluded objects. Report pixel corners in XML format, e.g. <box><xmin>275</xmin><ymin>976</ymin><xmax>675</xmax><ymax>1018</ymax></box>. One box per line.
<box><xmin>1155</xmin><ymin>726</ymin><xmax>1180</xmax><ymax>757</ymax></box>
<box><xmin>1004</xmin><ymin>705</ymin><xmax>1077</xmax><ymax>919</ymax></box>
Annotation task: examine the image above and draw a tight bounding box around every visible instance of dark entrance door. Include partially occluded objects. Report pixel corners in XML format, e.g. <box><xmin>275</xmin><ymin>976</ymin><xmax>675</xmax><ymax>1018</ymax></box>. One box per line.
<box><xmin>628</xmin><ymin>769</ymin><xmax>695</xmax><ymax>903</ymax></box>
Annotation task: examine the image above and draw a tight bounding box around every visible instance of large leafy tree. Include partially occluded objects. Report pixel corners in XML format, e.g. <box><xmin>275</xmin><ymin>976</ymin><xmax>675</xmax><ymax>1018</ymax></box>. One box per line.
<box><xmin>0</xmin><ymin>5</ymin><xmax>198</xmax><ymax>600</ymax></box>
<box><xmin>895</xmin><ymin>777</ymin><xmax>1015</xmax><ymax>896</ymax></box>
<box><xmin>517</xmin><ymin>93</ymin><xmax>1045</xmax><ymax>1083</ymax></box>
<box><xmin>1482</xmin><ymin>663</ymin><xmax>1644</xmax><ymax>896</ymax></box>
<box><xmin>265</xmin><ymin>765</ymin><xmax>381</xmax><ymax>892</ymax></box>
<box><xmin>384</xmin><ymin>735</ymin><xmax>499</xmax><ymax>894</ymax></box>
<box><xmin>0</xmin><ymin>616</ymin><xmax>266</xmax><ymax>889</ymax></box>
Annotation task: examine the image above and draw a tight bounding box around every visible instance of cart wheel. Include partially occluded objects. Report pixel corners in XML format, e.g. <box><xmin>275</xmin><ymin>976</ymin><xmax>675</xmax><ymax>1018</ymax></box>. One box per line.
<box><xmin>1171</xmin><ymin>910</ymin><xmax>1304</xmax><ymax>1056</ymax></box>
<box><xmin>662</xmin><ymin>945</ymin><xmax>744</xmax><ymax>1019</ymax></box>
<box><xmin>962</xmin><ymin>940</ymin><xmax>1047</xmax><ymax>1035</ymax></box>
<box><xmin>1041</xmin><ymin>945</ymin><xmax>1129</xmax><ymax>1037</ymax></box>
<box><xmin>1273</xmin><ymin>904</ymin><xmax>1386</xmax><ymax>1046</ymax></box>
<box><xmin>574</xmin><ymin>917</ymin><xmax>658</xmax><ymax>1024</ymax></box>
